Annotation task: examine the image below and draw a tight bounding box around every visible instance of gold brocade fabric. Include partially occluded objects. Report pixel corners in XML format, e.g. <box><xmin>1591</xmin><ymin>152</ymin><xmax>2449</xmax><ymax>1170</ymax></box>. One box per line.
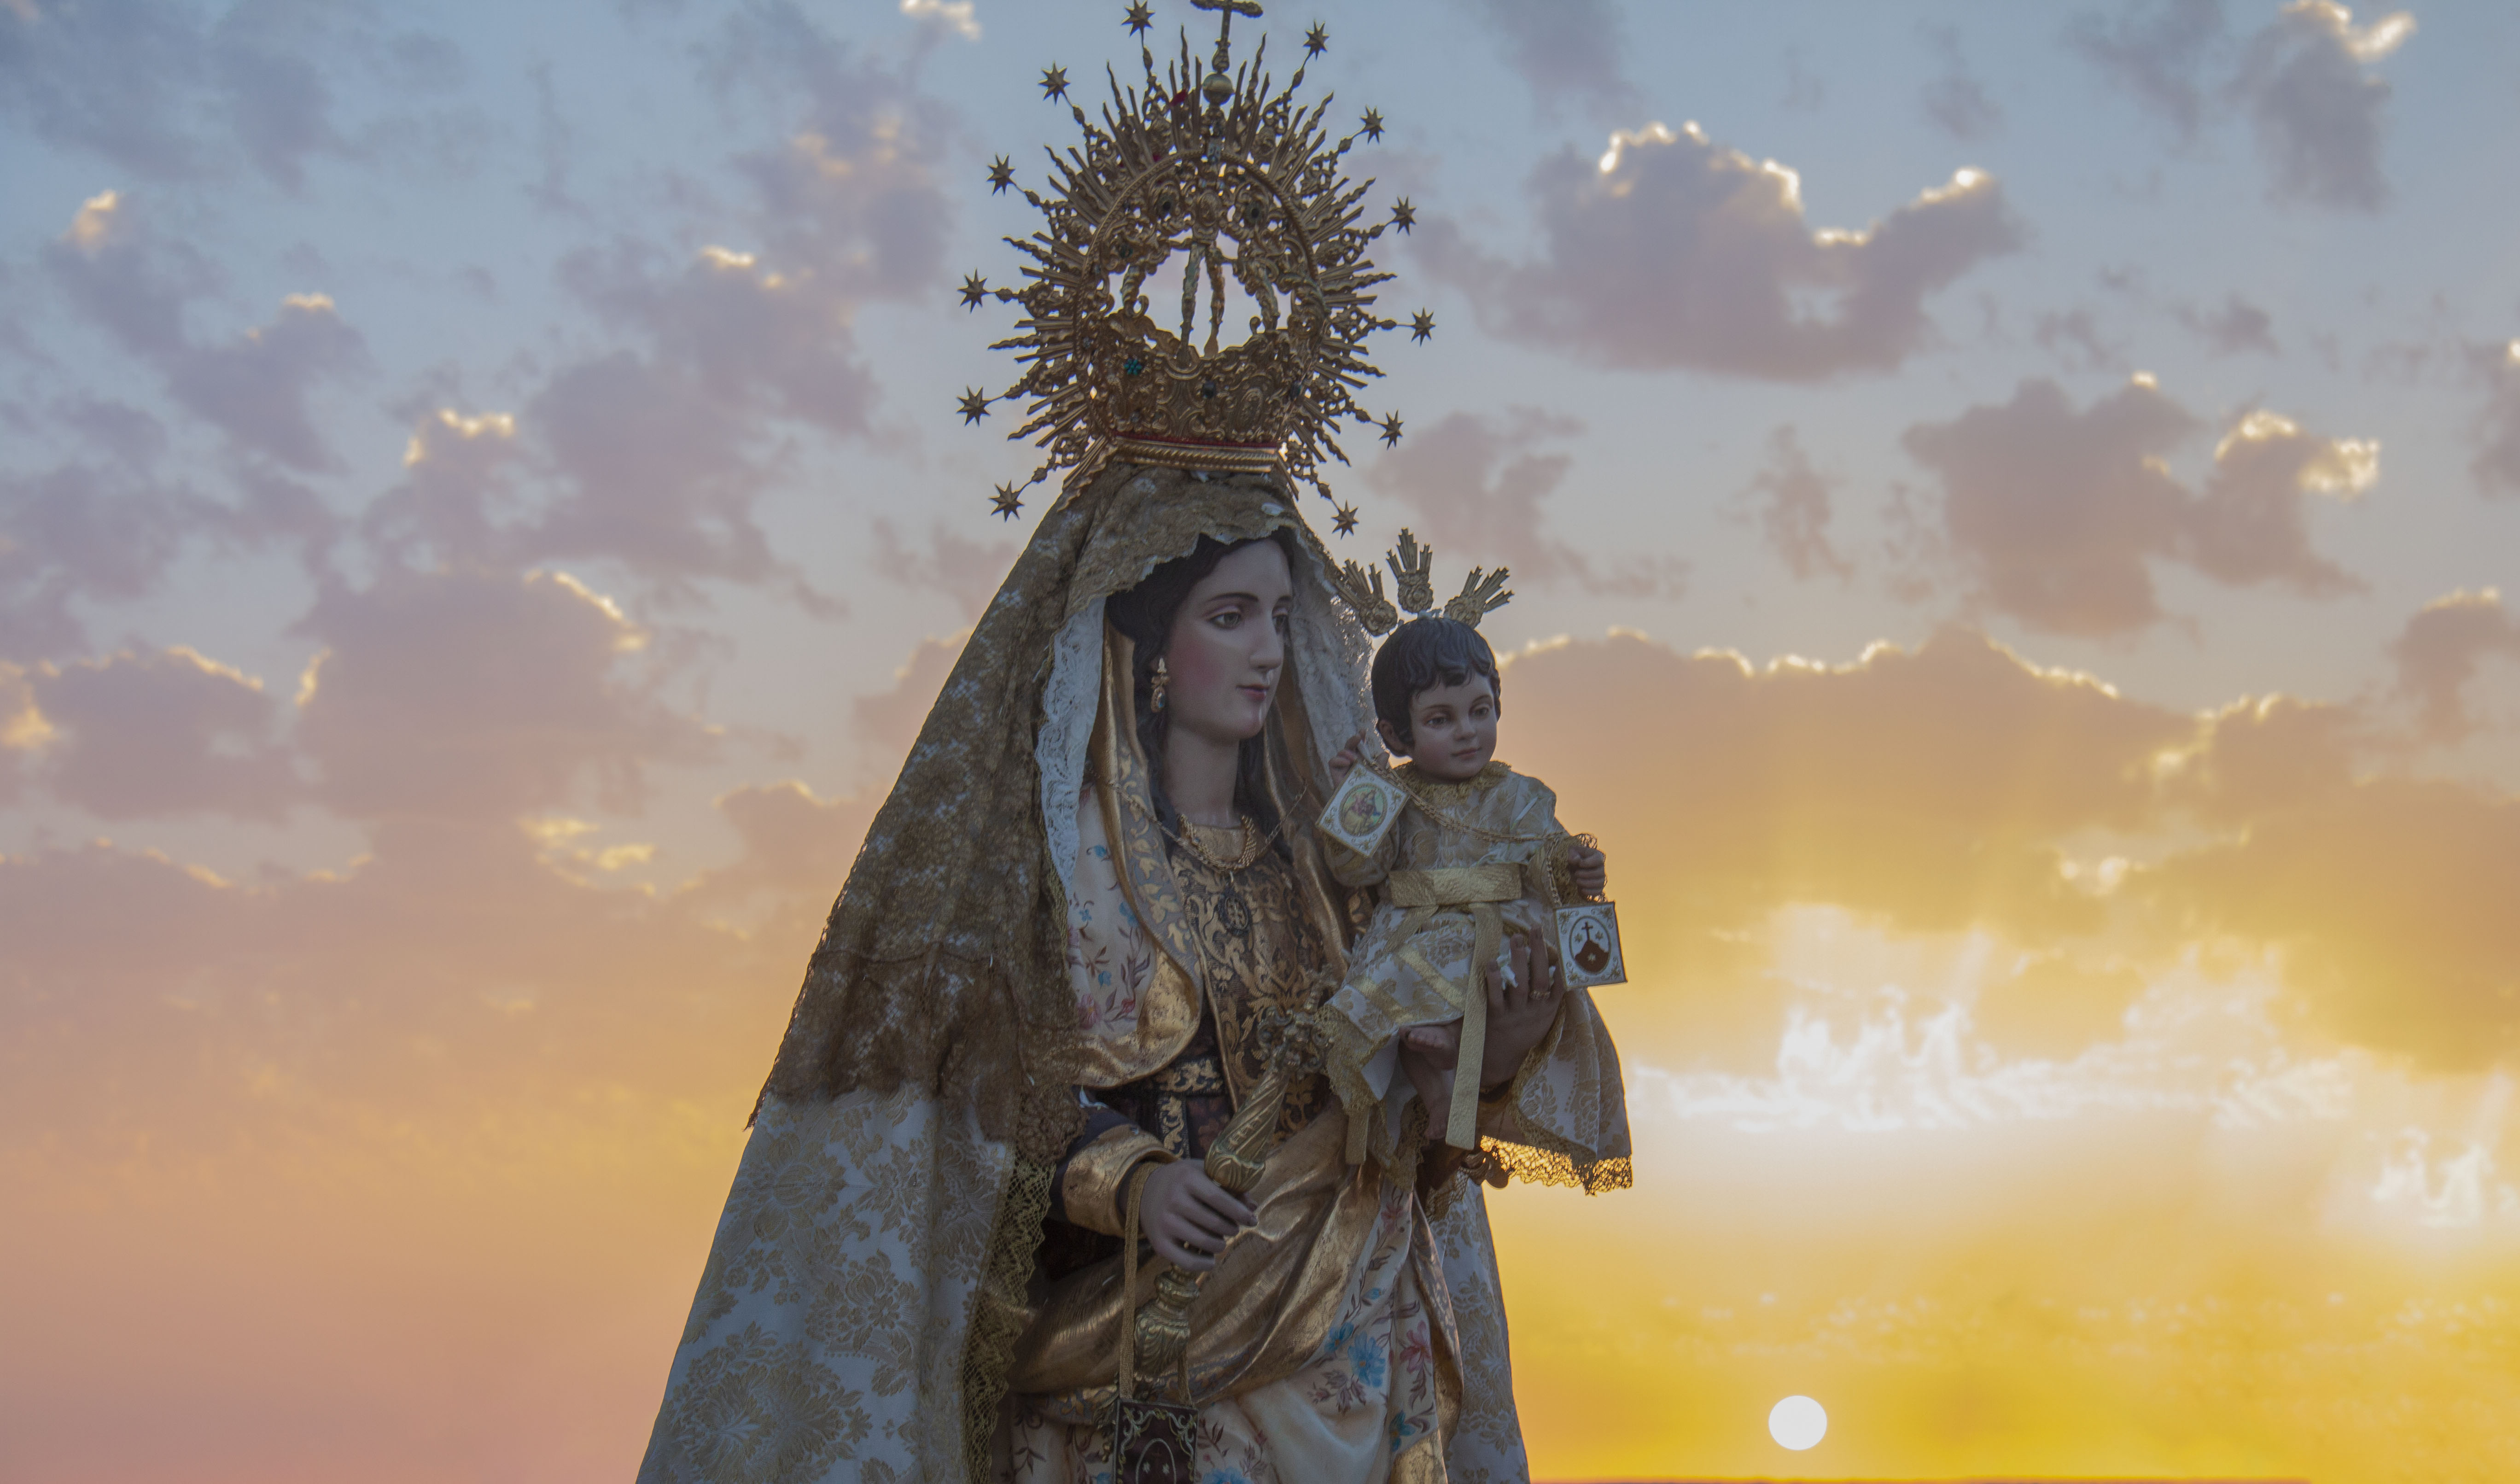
<box><xmin>1167</xmin><ymin>841</ymin><xmax>1336</xmax><ymax>1136</ymax></box>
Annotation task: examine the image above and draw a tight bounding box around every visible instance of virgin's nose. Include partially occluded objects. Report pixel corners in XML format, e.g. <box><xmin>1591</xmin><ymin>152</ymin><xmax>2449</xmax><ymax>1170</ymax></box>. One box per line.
<box><xmin>1251</xmin><ymin>615</ymin><xmax>1285</xmax><ymax>673</ymax></box>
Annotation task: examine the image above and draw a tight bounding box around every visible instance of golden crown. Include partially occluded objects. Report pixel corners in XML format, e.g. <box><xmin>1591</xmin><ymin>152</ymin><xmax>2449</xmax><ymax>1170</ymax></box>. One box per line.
<box><xmin>1334</xmin><ymin>528</ymin><xmax>1512</xmax><ymax>635</ymax></box>
<box><xmin>958</xmin><ymin>0</ymin><xmax>1426</xmax><ymax>531</ymax></box>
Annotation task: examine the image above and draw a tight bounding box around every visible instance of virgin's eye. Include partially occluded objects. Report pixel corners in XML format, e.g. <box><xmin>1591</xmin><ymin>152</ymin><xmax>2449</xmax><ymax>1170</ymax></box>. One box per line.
<box><xmin>1211</xmin><ymin>608</ymin><xmax>1242</xmax><ymax>628</ymax></box>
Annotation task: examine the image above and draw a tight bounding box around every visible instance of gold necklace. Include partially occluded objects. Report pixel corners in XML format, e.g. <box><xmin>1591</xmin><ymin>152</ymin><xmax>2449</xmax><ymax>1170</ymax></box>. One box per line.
<box><xmin>1173</xmin><ymin>814</ymin><xmax>1267</xmax><ymax>872</ymax></box>
<box><xmin>1125</xmin><ymin>792</ymin><xmax>1277</xmax><ymax>871</ymax></box>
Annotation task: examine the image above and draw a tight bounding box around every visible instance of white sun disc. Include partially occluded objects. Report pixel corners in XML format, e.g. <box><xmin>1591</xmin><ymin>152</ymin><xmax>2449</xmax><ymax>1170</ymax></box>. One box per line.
<box><xmin>1768</xmin><ymin>1394</ymin><xmax>1826</xmax><ymax>1450</ymax></box>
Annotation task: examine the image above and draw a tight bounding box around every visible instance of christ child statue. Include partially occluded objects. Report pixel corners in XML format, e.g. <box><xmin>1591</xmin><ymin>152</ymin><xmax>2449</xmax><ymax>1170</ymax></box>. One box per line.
<box><xmin>1317</xmin><ymin>614</ymin><xmax>1608</xmax><ymax>1169</ymax></box>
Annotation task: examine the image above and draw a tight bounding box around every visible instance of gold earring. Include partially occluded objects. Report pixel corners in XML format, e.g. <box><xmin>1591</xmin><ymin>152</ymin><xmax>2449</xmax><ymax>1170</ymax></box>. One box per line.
<box><xmin>1150</xmin><ymin>656</ymin><xmax>1169</xmax><ymax>713</ymax></box>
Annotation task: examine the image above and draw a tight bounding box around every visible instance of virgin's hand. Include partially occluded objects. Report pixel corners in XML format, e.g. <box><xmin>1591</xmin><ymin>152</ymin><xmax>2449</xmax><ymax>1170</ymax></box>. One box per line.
<box><xmin>1568</xmin><ymin>844</ymin><xmax>1607</xmax><ymax>898</ymax></box>
<box><xmin>1137</xmin><ymin>1161</ymin><xmax>1255</xmax><ymax>1273</ymax></box>
<box><xmin>1480</xmin><ymin>931</ymin><xmax>1563</xmax><ymax>1090</ymax></box>
<box><xmin>1327</xmin><ymin>730</ymin><xmax>1370</xmax><ymax>783</ymax></box>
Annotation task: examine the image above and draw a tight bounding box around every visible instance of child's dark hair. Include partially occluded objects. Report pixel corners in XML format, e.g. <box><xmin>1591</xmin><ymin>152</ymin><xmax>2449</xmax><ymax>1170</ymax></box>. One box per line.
<box><xmin>1371</xmin><ymin>616</ymin><xmax>1501</xmax><ymax>753</ymax></box>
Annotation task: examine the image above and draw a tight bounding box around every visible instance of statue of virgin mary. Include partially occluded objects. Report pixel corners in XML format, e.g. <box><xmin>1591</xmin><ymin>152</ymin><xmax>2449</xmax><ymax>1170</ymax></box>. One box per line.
<box><xmin>636</xmin><ymin>12</ymin><xmax>1629</xmax><ymax>1482</ymax></box>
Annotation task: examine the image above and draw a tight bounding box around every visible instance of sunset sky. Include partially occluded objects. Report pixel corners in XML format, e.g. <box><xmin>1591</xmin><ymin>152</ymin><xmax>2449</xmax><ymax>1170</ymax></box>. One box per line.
<box><xmin>5</xmin><ymin>1</ymin><xmax>2518</xmax><ymax>1480</ymax></box>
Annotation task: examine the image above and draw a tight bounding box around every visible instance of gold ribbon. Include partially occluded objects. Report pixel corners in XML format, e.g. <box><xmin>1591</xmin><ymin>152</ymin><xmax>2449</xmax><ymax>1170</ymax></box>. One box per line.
<box><xmin>1384</xmin><ymin>864</ymin><xmax>1523</xmax><ymax>910</ymax></box>
<box><xmin>1381</xmin><ymin>866</ymin><xmax>1521</xmax><ymax>1153</ymax></box>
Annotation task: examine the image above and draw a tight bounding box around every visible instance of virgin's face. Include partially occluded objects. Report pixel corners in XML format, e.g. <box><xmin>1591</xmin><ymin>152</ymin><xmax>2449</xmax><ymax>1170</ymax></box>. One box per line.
<box><xmin>1162</xmin><ymin>539</ymin><xmax>1293</xmax><ymax>746</ymax></box>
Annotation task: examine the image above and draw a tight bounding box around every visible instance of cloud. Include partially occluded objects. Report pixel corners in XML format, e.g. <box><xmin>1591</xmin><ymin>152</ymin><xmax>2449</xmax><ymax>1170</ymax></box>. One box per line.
<box><xmin>852</xmin><ymin>631</ymin><xmax>965</xmax><ymax>765</ymax></box>
<box><xmin>1902</xmin><ymin>377</ymin><xmax>2369</xmax><ymax>636</ymax></box>
<box><xmin>210</xmin><ymin>0</ymin><xmax>344</xmax><ymax>190</ymax></box>
<box><xmin>1417</xmin><ymin>122</ymin><xmax>2018</xmax><ymax>380</ymax></box>
<box><xmin>2065</xmin><ymin>0</ymin><xmax>2228</xmax><ymax>146</ymax></box>
<box><xmin>2069</xmin><ymin>0</ymin><xmax>2412</xmax><ymax>211</ymax></box>
<box><xmin>2032</xmin><ymin>308</ymin><xmax>2126</xmax><ymax>372</ymax></box>
<box><xmin>363</xmin><ymin>408</ymin><xmax>524</xmax><ymax>565</ymax></box>
<box><xmin>2234</xmin><ymin>0</ymin><xmax>2414</xmax><ymax>211</ymax></box>
<box><xmin>1741</xmin><ymin>424</ymin><xmax>1851</xmax><ymax>582</ymax></box>
<box><xmin>0</xmin><ymin>459</ymin><xmax>210</xmax><ymax>660</ymax></box>
<box><xmin>1500</xmin><ymin>624</ymin><xmax>2520</xmax><ymax>1073</ymax></box>
<box><xmin>21</xmin><ymin>646</ymin><xmax>296</xmax><ymax>819</ymax></box>
<box><xmin>360</xmin><ymin>25</ymin><xmax>952</xmax><ymax>600</ymax></box>
<box><xmin>0</xmin><ymin>0</ymin><xmax>480</xmax><ymax>192</ymax></box>
<box><xmin>0</xmin><ymin>820</ymin><xmax>798</xmax><ymax>1160</ymax></box>
<box><xmin>2188</xmin><ymin>408</ymin><xmax>2372</xmax><ymax>593</ymax></box>
<box><xmin>41</xmin><ymin>189</ymin><xmax>213</xmax><ymax>357</ymax></box>
<box><xmin>2471</xmin><ymin>340</ymin><xmax>2520</xmax><ymax>498</ymax></box>
<box><xmin>0</xmin><ymin>0</ymin><xmax>213</xmax><ymax>180</ymax></box>
<box><xmin>7</xmin><ymin>193</ymin><xmax>356</xmax><ymax>657</ymax></box>
<box><xmin>0</xmin><ymin>660</ymin><xmax>38</xmax><ymax>805</ymax></box>
<box><xmin>1919</xmin><ymin>24</ymin><xmax>2003</xmax><ymax>141</ymax></box>
<box><xmin>2162</xmin><ymin>691</ymin><xmax>2360</xmax><ymax>826</ymax></box>
<box><xmin>293</xmin><ymin>567</ymin><xmax>718</xmax><ymax>822</ymax></box>
<box><xmin>2141</xmin><ymin>777</ymin><xmax>2520</xmax><ymax>1070</ymax></box>
<box><xmin>563</xmin><ymin>242</ymin><xmax>877</xmax><ymax>438</ymax></box>
<box><xmin>1504</xmin><ymin>627</ymin><xmax>2189</xmax><ymax>959</ymax></box>
<box><xmin>898</xmin><ymin>0</ymin><xmax>979</xmax><ymax>44</ymax></box>
<box><xmin>164</xmin><ymin>292</ymin><xmax>368</xmax><ymax>472</ymax></box>
<box><xmin>706</xmin><ymin>4</ymin><xmax>954</xmax><ymax>305</ymax></box>
<box><xmin>2178</xmin><ymin>292</ymin><xmax>2280</xmax><ymax>355</ymax></box>
<box><xmin>1490</xmin><ymin>626</ymin><xmax>2204</xmax><ymax>1063</ymax></box>
<box><xmin>2390</xmin><ymin>590</ymin><xmax>2520</xmax><ymax>743</ymax></box>
<box><xmin>676</xmin><ymin>778</ymin><xmax>879</xmax><ymax>927</ymax></box>
<box><xmin>1463</xmin><ymin>0</ymin><xmax>1641</xmax><ymax>126</ymax></box>
<box><xmin>1364</xmin><ymin>409</ymin><xmax>1682</xmax><ymax>596</ymax></box>
<box><xmin>370</xmin><ymin>241</ymin><xmax>886</xmax><ymax>598</ymax></box>
<box><xmin>45</xmin><ymin>191</ymin><xmax>368</xmax><ymax>470</ymax></box>
<box><xmin>869</xmin><ymin>520</ymin><xmax>1016</xmax><ymax>621</ymax></box>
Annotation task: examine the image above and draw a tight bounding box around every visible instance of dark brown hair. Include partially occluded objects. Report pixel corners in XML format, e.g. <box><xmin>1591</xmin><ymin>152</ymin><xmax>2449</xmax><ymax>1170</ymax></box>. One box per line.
<box><xmin>1371</xmin><ymin>615</ymin><xmax>1500</xmax><ymax>753</ymax></box>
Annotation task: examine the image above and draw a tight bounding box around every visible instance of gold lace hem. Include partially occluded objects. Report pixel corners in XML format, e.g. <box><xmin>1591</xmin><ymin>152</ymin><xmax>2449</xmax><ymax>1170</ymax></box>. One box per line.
<box><xmin>961</xmin><ymin>1152</ymin><xmax>1057</xmax><ymax>1481</ymax></box>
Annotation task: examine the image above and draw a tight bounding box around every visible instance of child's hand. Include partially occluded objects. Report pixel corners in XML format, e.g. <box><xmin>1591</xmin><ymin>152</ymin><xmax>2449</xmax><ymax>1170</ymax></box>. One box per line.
<box><xmin>1397</xmin><ymin>1023</ymin><xmax>1460</xmax><ymax>1117</ymax></box>
<box><xmin>1327</xmin><ymin>730</ymin><xmax>1370</xmax><ymax>783</ymax></box>
<box><xmin>1568</xmin><ymin>842</ymin><xmax>1607</xmax><ymax>898</ymax></box>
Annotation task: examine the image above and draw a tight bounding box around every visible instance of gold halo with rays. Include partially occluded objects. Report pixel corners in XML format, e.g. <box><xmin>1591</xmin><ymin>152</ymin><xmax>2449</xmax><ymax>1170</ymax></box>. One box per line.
<box><xmin>961</xmin><ymin>2</ymin><xmax>1417</xmax><ymax>521</ymax></box>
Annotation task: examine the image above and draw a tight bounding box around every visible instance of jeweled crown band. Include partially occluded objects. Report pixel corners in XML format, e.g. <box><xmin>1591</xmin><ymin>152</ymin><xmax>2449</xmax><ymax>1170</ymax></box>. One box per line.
<box><xmin>1108</xmin><ymin>435</ymin><xmax>1285</xmax><ymax>475</ymax></box>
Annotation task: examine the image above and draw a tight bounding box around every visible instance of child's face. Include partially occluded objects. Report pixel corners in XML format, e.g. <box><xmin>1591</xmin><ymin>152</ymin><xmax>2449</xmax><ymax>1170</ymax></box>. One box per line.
<box><xmin>1391</xmin><ymin>673</ymin><xmax>1498</xmax><ymax>782</ymax></box>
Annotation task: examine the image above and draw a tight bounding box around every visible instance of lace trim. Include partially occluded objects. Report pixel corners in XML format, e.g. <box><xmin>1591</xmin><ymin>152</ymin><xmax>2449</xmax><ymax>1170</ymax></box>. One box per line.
<box><xmin>1289</xmin><ymin>543</ymin><xmax>1377</xmax><ymax>770</ymax></box>
<box><xmin>959</xmin><ymin>1151</ymin><xmax>1056</xmax><ymax>1480</ymax></box>
<box><xmin>1038</xmin><ymin>600</ymin><xmax>1107</xmax><ymax>911</ymax></box>
<box><xmin>1477</xmin><ymin>1137</ymin><xmax>1632</xmax><ymax>1194</ymax></box>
